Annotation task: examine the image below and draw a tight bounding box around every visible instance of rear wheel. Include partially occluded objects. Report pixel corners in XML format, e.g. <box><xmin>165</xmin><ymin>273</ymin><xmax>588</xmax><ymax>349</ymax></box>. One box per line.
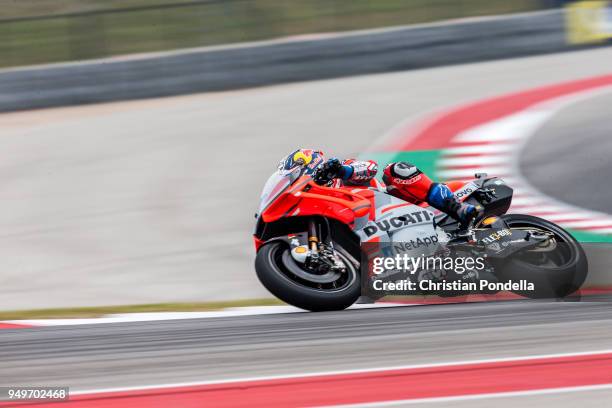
<box><xmin>498</xmin><ymin>214</ymin><xmax>587</xmax><ymax>299</ymax></box>
<box><xmin>255</xmin><ymin>241</ymin><xmax>360</xmax><ymax>311</ymax></box>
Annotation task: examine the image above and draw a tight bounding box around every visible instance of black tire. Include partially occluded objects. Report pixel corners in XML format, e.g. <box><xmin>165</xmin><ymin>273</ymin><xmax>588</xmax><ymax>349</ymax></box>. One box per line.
<box><xmin>255</xmin><ymin>241</ymin><xmax>360</xmax><ymax>311</ymax></box>
<box><xmin>498</xmin><ymin>214</ymin><xmax>588</xmax><ymax>299</ymax></box>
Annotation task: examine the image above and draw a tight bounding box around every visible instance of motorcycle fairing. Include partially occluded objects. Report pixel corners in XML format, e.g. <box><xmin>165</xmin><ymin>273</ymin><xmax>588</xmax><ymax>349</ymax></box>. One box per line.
<box><xmin>260</xmin><ymin>175</ymin><xmax>373</xmax><ymax>227</ymax></box>
<box><xmin>256</xmin><ymin>167</ymin><xmax>491</xmax><ymax>252</ymax></box>
<box><xmin>355</xmin><ymin>191</ymin><xmax>436</xmax><ymax>242</ymax></box>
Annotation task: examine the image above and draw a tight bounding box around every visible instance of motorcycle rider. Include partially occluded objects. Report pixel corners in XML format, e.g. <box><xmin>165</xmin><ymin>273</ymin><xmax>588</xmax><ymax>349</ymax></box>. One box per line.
<box><xmin>288</xmin><ymin>149</ymin><xmax>482</xmax><ymax>227</ymax></box>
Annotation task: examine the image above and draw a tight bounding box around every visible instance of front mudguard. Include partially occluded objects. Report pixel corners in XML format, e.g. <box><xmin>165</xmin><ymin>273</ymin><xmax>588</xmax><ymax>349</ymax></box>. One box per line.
<box><xmin>256</xmin><ymin>232</ymin><xmax>309</xmax><ymax>253</ymax></box>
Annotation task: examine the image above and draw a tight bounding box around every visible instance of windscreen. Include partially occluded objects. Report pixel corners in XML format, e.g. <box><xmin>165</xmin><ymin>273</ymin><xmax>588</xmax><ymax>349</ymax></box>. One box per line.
<box><xmin>258</xmin><ymin>165</ymin><xmax>304</xmax><ymax>214</ymax></box>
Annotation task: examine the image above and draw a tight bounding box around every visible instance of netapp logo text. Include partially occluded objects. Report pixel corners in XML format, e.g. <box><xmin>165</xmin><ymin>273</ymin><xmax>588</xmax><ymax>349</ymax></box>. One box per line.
<box><xmin>394</xmin><ymin>235</ymin><xmax>439</xmax><ymax>251</ymax></box>
<box><xmin>364</xmin><ymin>210</ymin><xmax>432</xmax><ymax>237</ymax></box>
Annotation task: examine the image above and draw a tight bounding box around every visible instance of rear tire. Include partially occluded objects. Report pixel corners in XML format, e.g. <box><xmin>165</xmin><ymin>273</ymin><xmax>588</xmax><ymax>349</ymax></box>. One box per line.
<box><xmin>498</xmin><ymin>214</ymin><xmax>587</xmax><ymax>299</ymax></box>
<box><xmin>255</xmin><ymin>241</ymin><xmax>360</xmax><ymax>311</ymax></box>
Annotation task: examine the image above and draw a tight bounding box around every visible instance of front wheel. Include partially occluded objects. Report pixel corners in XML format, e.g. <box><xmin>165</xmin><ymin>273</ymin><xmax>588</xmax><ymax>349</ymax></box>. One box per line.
<box><xmin>497</xmin><ymin>214</ymin><xmax>588</xmax><ymax>299</ymax></box>
<box><xmin>255</xmin><ymin>241</ymin><xmax>360</xmax><ymax>311</ymax></box>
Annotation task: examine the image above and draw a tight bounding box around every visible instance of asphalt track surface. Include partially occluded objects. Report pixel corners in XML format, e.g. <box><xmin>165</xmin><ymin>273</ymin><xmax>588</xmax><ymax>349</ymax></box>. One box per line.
<box><xmin>2</xmin><ymin>300</ymin><xmax>612</xmax><ymax>396</ymax></box>
<box><xmin>521</xmin><ymin>90</ymin><xmax>612</xmax><ymax>215</ymax></box>
<box><xmin>2</xmin><ymin>47</ymin><xmax>612</xmax><ymax>309</ymax></box>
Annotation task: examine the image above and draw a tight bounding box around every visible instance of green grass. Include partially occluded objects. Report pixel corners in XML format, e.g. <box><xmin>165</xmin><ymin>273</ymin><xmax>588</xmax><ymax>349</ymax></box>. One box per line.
<box><xmin>0</xmin><ymin>0</ymin><xmax>545</xmax><ymax>68</ymax></box>
<box><xmin>365</xmin><ymin>150</ymin><xmax>442</xmax><ymax>179</ymax></box>
<box><xmin>0</xmin><ymin>298</ymin><xmax>285</xmax><ymax>320</ymax></box>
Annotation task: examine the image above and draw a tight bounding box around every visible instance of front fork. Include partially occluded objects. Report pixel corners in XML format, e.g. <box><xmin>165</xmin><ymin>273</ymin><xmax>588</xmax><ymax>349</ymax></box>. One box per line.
<box><xmin>306</xmin><ymin>219</ymin><xmax>346</xmax><ymax>273</ymax></box>
<box><xmin>308</xmin><ymin>218</ymin><xmax>319</xmax><ymax>255</ymax></box>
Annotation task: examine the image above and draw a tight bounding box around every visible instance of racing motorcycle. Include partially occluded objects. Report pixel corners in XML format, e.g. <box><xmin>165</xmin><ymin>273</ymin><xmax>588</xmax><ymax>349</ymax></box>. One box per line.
<box><xmin>253</xmin><ymin>152</ymin><xmax>588</xmax><ymax>311</ymax></box>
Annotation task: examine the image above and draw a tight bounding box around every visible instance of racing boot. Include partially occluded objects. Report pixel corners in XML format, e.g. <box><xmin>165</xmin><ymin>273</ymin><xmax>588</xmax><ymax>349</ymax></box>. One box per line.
<box><xmin>427</xmin><ymin>183</ymin><xmax>483</xmax><ymax>228</ymax></box>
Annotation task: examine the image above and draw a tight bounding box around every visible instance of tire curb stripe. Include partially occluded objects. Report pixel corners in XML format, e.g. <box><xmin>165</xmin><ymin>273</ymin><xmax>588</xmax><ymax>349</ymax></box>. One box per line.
<box><xmin>14</xmin><ymin>351</ymin><xmax>612</xmax><ymax>407</ymax></box>
<box><xmin>385</xmin><ymin>74</ymin><xmax>612</xmax><ymax>235</ymax></box>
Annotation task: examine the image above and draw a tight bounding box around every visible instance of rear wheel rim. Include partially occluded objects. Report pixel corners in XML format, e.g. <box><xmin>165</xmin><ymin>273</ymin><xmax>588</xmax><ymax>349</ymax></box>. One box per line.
<box><xmin>504</xmin><ymin>220</ymin><xmax>577</xmax><ymax>270</ymax></box>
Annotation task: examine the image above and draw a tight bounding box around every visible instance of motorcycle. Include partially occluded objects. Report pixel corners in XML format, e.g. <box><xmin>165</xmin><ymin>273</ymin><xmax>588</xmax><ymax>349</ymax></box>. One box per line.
<box><xmin>253</xmin><ymin>152</ymin><xmax>588</xmax><ymax>311</ymax></box>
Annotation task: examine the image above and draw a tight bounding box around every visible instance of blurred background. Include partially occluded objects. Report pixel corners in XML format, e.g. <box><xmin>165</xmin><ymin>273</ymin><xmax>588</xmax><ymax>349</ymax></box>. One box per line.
<box><xmin>1</xmin><ymin>0</ymin><xmax>562</xmax><ymax>68</ymax></box>
<box><xmin>0</xmin><ymin>0</ymin><xmax>611</xmax><ymax>311</ymax></box>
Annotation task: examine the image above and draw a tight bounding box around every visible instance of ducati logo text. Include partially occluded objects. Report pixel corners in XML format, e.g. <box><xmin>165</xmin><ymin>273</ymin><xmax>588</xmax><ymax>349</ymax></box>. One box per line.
<box><xmin>364</xmin><ymin>210</ymin><xmax>432</xmax><ymax>237</ymax></box>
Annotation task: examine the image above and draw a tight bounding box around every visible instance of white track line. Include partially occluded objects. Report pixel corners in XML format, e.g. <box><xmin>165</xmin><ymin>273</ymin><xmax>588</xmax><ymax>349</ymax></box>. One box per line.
<box><xmin>1</xmin><ymin>303</ymin><xmax>410</xmax><ymax>327</ymax></box>
<box><xmin>70</xmin><ymin>349</ymin><xmax>612</xmax><ymax>396</ymax></box>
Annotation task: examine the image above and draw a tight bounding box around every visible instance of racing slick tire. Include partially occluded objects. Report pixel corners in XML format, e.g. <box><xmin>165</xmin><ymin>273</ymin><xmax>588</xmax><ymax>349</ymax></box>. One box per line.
<box><xmin>255</xmin><ymin>241</ymin><xmax>360</xmax><ymax>312</ymax></box>
<box><xmin>498</xmin><ymin>214</ymin><xmax>588</xmax><ymax>299</ymax></box>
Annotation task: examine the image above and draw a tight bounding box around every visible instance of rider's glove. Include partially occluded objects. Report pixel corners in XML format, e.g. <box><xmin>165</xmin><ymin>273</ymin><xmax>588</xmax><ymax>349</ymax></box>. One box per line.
<box><xmin>314</xmin><ymin>158</ymin><xmax>344</xmax><ymax>185</ymax></box>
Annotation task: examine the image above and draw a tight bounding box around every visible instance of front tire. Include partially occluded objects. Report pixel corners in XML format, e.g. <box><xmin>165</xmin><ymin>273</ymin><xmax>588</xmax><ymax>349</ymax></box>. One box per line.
<box><xmin>255</xmin><ymin>241</ymin><xmax>360</xmax><ymax>311</ymax></box>
<box><xmin>498</xmin><ymin>214</ymin><xmax>588</xmax><ymax>299</ymax></box>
